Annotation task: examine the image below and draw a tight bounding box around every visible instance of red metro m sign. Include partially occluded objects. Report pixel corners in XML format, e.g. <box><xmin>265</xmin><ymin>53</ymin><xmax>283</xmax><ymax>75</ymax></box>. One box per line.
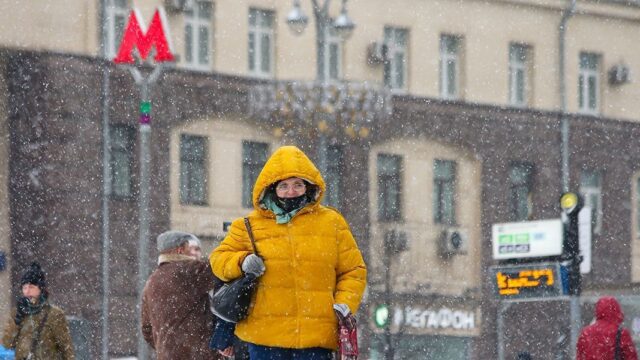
<box><xmin>113</xmin><ymin>8</ymin><xmax>175</xmax><ymax>64</ymax></box>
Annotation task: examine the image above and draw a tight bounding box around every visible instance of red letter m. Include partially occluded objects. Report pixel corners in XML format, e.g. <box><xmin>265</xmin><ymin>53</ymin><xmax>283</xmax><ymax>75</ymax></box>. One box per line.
<box><xmin>113</xmin><ymin>8</ymin><xmax>175</xmax><ymax>64</ymax></box>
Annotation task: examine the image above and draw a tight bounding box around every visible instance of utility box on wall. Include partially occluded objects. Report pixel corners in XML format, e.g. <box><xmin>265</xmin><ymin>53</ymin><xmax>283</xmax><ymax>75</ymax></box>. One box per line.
<box><xmin>67</xmin><ymin>316</ymin><xmax>91</xmax><ymax>360</ymax></box>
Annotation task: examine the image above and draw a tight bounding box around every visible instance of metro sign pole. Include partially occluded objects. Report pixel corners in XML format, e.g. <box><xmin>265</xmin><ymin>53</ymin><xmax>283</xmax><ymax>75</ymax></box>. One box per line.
<box><xmin>113</xmin><ymin>8</ymin><xmax>174</xmax><ymax>360</ymax></box>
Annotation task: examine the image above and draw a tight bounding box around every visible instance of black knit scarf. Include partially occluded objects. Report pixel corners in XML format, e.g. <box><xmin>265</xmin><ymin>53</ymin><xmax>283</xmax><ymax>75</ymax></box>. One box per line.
<box><xmin>18</xmin><ymin>295</ymin><xmax>48</xmax><ymax>316</ymax></box>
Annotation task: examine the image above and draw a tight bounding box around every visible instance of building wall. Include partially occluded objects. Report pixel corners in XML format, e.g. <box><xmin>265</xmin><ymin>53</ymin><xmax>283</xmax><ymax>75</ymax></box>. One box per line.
<box><xmin>169</xmin><ymin>117</ymin><xmax>279</xmax><ymax>238</ymax></box>
<box><xmin>0</xmin><ymin>0</ymin><xmax>100</xmax><ymax>55</ymax></box>
<box><xmin>0</xmin><ymin>57</ymin><xmax>10</xmax><ymax>329</ymax></box>
<box><xmin>368</xmin><ymin>139</ymin><xmax>482</xmax><ymax>297</ymax></box>
<box><xmin>2</xmin><ymin>1</ymin><xmax>640</xmax><ymax>120</ymax></box>
<box><xmin>5</xmin><ymin>49</ymin><xmax>640</xmax><ymax>358</ymax></box>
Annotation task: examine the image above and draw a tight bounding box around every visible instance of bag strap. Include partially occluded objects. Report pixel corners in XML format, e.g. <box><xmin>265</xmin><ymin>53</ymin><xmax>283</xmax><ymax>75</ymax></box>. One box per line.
<box><xmin>615</xmin><ymin>324</ymin><xmax>622</xmax><ymax>360</ymax></box>
<box><xmin>244</xmin><ymin>217</ymin><xmax>259</xmax><ymax>257</ymax></box>
<box><xmin>29</xmin><ymin>305</ymin><xmax>50</xmax><ymax>356</ymax></box>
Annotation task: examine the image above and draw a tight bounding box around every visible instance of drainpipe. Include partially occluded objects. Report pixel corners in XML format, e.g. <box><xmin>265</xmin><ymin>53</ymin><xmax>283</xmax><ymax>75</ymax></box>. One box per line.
<box><xmin>559</xmin><ymin>0</ymin><xmax>576</xmax><ymax>193</ymax></box>
<box><xmin>99</xmin><ymin>0</ymin><xmax>111</xmax><ymax>359</ymax></box>
<box><xmin>558</xmin><ymin>1</ymin><xmax>579</xmax><ymax>360</ymax></box>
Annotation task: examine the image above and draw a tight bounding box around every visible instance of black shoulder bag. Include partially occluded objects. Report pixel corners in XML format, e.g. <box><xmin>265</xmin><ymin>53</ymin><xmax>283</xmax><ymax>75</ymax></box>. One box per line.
<box><xmin>212</xmin><ymin>218</ymin><xmax>260</xmax><ymax>323</ymax></box>
<box><xmin>614</xmin><ymin>324</ymin><xmax>622</xmax><ymax>360</ymax></box>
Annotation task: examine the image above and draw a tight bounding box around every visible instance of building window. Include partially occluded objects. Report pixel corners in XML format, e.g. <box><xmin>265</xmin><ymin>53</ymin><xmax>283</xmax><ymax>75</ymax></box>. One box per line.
<box><xmin>509</xmin><ymin>43</ymin><xmax>530</xmax><ymax>107</ymax></box>
<box><xmin>440</xmin><ymin>34</ymin><xmax>462</xmax><ymax>100</ymax></box>
<box><xmin>242</xmin><ymin>141</ymin><xmax>269</xmax><ymax>208</ymax></box>
<box><xmin>433</xmin><ymin>159</ymin><xmax>457</xmax><ymax>225</ymax></box>
<box><xmin>580</xmin><ymin>170</ymin><xmax>603</xmax><ymax>235</ymax></box>
<box><xmin>579</xmin><ymin>52</ymin><xmax>600</xmax><ymax>114</ymax></box>
<box><xmin>109</xmin><ymin>124</ymin><xmax>134</xmax><ymax>198</ymax></box>
<box><xmin>319</xmin><ymin>28</ymin><xmax>342</xmax><ymax>81</ymax></box>
<box><xmin>180</xmin><ymin>135</ymin><xmax>208</xmax><ymax>205</ymax></box>
<box><xmin>377</xmin><ymin>153</ymin><xmax>402</xmax><ymax>221</ymax></box>
<box><xmin>105</xmin><ymin>0</ymin><xmax>128</xmax><ymax>59</ymax></box>
<box><xmin>383</xmin><ymin>27</ymin><xmax>408</xmax><ymax>90</ymax></box>
<box><xmin>324</xmin><ymin>145</ymin><xmax>344</xmax><ymax>208</ymax></box>
<box><xmin>509</xmin><ymin>162</ymin><xmax>533</xmax><ymax>221</ymax></box>
<box><xmin>185</xmin><ymin>1</ymin><xmax>212</xmax><ymax>70</ymax></box>
<box><xmin>248</xmin><ymin>8</ymin><xmax>274</xmax><ymax>78</ymax></box>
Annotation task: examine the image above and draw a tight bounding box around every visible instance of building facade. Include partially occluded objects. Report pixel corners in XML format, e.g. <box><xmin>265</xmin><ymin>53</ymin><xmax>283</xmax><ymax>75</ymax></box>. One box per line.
<box><xmin>2</xmin><ymin>0</ymin><xmax>640</xmax><ymax>359</ymax></box>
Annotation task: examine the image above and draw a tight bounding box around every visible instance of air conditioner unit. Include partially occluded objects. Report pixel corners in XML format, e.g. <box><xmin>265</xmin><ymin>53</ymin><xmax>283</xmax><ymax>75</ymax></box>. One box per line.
<box><xmin>165</xmin><ymin>0</ymin><xmax>189</xmax><ymax>12</ymax></box>
<box><xmin>438</xmin><ymin>228</ymin><xmax>468</xmax><ymax>257</ymax></box>
<box><xmin>384</xmin><ymin>229</ymin><xmax>408</xmax><ymax>254</ymax></box>
<box><xmin>608</xmin><ymin>63</ymin><xmax>630</xmax><ymax>85</ymax></box>
<box><xmin>367</xmin><ymin>42</ymin><xmax>388</xmax><ymax>66</ymax></box>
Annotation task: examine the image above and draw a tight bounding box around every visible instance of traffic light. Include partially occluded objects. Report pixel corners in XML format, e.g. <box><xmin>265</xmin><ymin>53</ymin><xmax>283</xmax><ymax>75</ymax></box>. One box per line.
<box><xmin>373</xmin><ymin>304</ymin><xmax>390</xmax><ymax>329</ymax></box>
<box><xmin>560</xmin><ymin>192</ymin><xmax>583</xmax><ymax>295</ymax></box>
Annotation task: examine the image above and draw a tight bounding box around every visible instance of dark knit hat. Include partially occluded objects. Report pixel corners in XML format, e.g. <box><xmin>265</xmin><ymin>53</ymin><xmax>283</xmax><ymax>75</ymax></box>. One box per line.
<box><xmin>20</xmin><ymin>262</ymin><xmax>46</xmax><ymax>290</ymax></box>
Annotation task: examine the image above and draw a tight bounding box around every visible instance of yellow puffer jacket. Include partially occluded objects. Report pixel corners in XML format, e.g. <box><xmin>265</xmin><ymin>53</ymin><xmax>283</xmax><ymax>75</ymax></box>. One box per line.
<box><xmin>210</xmin><ymin>146</ymin><xmax>367</xmax><ymax>350</ymax></box>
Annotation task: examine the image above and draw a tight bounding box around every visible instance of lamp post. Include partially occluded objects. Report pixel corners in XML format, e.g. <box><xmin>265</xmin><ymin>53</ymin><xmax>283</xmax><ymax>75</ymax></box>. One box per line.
<box><xmin>284</xmin><ymin>0</ymin><xmax>355</xmax><ymax>176</ymax></box>
<box><xmin>250</xmin><ymin>0</ymin><xmax>390</xmax><ymax>166</ymax></box>
<box><xmin>250</xmin><ymin>3</ymin><xmax>392</xmax><ymax>359</ymax></box>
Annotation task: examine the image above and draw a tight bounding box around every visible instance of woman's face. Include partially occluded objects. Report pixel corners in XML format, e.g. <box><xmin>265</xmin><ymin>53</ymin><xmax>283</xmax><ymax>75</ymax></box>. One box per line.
<box><xmin>22</xmin><ymin>283</ymin><xmax>41</xmax><ymax>300</ymax></box>
<box><xmin>275</xmin><ymin>177</ymin><xmax>307</xmax><ymax>199</ymax></box>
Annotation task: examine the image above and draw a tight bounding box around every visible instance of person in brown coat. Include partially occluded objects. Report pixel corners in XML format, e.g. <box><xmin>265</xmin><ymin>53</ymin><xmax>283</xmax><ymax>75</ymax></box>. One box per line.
<box><xmin>141</xmin><ymin>231</ymin><xmax>221</xmax><ymax>360</ymax></box>
<box><xmin>2</xmin><ymin>262</ymin><xmax>75</xmax><ymax>360</ymax></box>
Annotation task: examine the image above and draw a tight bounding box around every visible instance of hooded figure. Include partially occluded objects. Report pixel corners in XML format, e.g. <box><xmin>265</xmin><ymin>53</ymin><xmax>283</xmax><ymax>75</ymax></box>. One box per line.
<box><xmin>577</xmin><ymin>296</ymin><xmax>638</xmax><ymax>360</ymax></box>
<box><xmin>2</xmin><ymin>262</ymin><xmax>75</xmax><ymax>359</ymax></box>
<box><xmin>210</xmin><ymin>146</ymin><xmax>366</xmax><ymax>358</ymax></box>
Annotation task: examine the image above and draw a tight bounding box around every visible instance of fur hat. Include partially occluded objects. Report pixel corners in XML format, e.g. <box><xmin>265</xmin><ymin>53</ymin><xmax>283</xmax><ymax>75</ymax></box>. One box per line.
<box><xmin>21</xmin><ymin>262</ymin><xmax>46</xmax><ymax>290</ymax></box>
<box><xmin>157</xmin><ymin>231</ymin><xmax>195</xmax><ymax>253</ymax></box>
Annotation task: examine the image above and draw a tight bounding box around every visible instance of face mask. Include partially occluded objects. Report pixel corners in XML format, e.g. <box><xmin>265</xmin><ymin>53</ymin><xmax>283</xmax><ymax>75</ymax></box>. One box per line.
<box><xmin>277</xmin><ymin>194</ymin><xmax>307</xmax><ymax>213</ymax></box>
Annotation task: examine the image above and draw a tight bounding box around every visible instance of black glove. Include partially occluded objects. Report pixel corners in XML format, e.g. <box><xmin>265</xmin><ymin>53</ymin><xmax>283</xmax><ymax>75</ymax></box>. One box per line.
<box><xmin>14</xmin><ymin>297</ymin><xmax>30</xmax><ymax>325</ymax></box>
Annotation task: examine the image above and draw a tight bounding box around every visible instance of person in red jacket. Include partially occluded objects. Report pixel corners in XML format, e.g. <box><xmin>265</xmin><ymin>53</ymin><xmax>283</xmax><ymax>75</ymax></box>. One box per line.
<box><xmin>577</xmin><ymin>296</ymin><xmax>638</xmax><ymax>360</ymax></box>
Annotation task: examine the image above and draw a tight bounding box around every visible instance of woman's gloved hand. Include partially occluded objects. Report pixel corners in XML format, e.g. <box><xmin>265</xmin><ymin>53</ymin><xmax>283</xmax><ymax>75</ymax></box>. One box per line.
<box><xmin>241</xmin><ymin>254</ymin><xmax>265</xmax><ymax>277</ymax></box>
<box><xmin>333</xmin><ymin>304</ymin><xmax>356</xmax><ymax>328</ymax></box>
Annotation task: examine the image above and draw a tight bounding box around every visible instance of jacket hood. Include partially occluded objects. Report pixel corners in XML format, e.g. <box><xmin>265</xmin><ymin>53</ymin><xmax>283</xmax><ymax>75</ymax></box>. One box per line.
<box><xmin>595</xmin><ymin>296</ymin><xmax>624</xmax><ymax>324</ymax></box>
<box><xmin>252</xmin><ymin>146</ymin><xmax>325</xmax><ymax>216</ymax></box>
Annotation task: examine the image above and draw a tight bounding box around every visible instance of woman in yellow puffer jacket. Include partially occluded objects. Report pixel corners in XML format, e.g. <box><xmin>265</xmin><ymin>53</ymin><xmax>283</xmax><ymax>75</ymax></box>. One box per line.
<box><xmin>210</xmin><ymin>146</ymin><xmax>367</xmax><ymax>360</ymax></box>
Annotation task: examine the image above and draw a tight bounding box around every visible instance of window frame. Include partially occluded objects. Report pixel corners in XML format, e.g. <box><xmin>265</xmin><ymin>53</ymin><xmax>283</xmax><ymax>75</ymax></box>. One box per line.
<box><xmin>179</xmin><ymin>134</ymin><xmax>209</xmax><ymax>206</ymax></box>
<box><xmin>108</xmin><ymin>124</ymin><xmax>135</xmax><ymax>199</ymax></box>
<box><xmin>383</xmin><ymin>26</ymin><xmax>408</xmax><ymax>91</ymax></box>
<box><xmin>184</xmin><ymin>1</ymin><xmax>213</xmax><ymax>71</ymax></box>
<box><xmin>324</xmin><ymin>144</ymin><xmax>344</xmax><ymax>209</ymax></box>
<box><xmin>433</xmin><ymin>159</ymin><xmax>457</xmax><ymax>225</ymax></box>
<box><xmin>377</xmin><ymin>153</ymin><xmax>403</xmax><ymax>222</ymax></box>
<box><xmin>248</xmin><ymin>8</ymin><xmax>275</xmax><ymax>78</ymax></box>
<box><xmin>242</xmin><ymin>141</ymin><xmax>269</xmax><ymax>208</ymax></box>
<box><xmin>440</xmin><ymin>34</ymin><xmax>462</xmax><ymax>100</ymax></box>
<box><xmin>578</xmin><ymin>52</ymin><xmax>600</xmax><ymax>114</ymax></box>
<box><xmin>580</xmin><ymin>169</ymin><xmax>603</xmax><ymax>235</ymax></box>
<box><xmin>104</xmin><ymin>0</ymin><xmax>129</xmax><ymax>59</ymax></box>
<box><xmin>509</xmin><ymin>43</ymin><xmax>530</xmax><ymax>107</ymax></box>
<box><xmin>319</xmin><ymin>27</ymin><xmax>343</xmax><ymax>82</ymax></box>
<box><xmin>509</xmin><ymin>162</ymin><xmax>534</xmax><ymax>221</ymax></box>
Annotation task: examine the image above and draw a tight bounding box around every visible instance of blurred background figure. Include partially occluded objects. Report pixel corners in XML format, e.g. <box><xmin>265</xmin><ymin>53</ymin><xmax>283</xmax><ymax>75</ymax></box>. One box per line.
<box><xmin>142</xmin><ymin>231</ymin><xmax>221</xmax><ymax>360</ymax></box>
<box><xmin>2</xmin><ymin>262</ymin><xmax>75</xmax><ymax>359</ymax></box>
<box><xmin>577</xmin><ymin>296</ymin><xmax>638</xmax><ymax>360</ymax></box>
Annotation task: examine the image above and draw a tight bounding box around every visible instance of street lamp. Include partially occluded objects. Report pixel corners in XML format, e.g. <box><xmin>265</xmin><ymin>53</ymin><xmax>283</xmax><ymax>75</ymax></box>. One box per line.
<box><xmin>253</xmin><ymin>0</ymin><xmax>383</xmax><ymax>179</ymax></box>
<box><xmin>286</xmin><ymin>0</ymin><xmax>355</xmax><ymax>84</ymax></box>
<box><xmin>286</xmin><ymin>0</ymin><xmax>309</xmax><ymax>35</ymax></box>
<box><xmin>332</xmin><ymin>1</ymin><xmax>355</xmax><ymax>40</ymax></box>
